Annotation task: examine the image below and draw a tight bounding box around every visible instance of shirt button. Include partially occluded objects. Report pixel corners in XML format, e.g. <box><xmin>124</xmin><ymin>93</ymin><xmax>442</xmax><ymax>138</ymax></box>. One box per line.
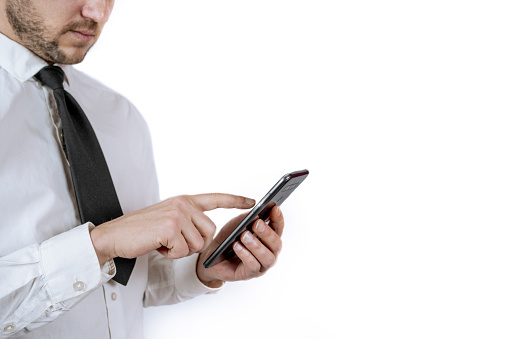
<box><xmin>4</xmin><ymin>324</ymin><xmax>15</xmax><ymax>333</ymax></box>
<box><xmin>73</xmin><ymin>281</ymin><xmax>85</xmax><ymax>292</ymax></box>
<box><xmin>111</xmin><ymin>292</ymin><xmax>117</xmax><ymax>301</ymax></box>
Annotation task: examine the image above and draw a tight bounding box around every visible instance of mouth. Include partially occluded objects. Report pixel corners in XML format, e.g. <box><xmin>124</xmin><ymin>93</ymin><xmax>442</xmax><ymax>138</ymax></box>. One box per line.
<box><xmin>69</xmin><ymin>30</ymin><xmax>95</xmax><ymax>43</ymax></box>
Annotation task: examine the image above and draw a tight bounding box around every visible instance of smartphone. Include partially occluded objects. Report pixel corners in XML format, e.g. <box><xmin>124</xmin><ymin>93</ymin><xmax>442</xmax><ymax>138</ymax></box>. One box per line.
<box><xmin>203</xmin><ymin>169</ymin><xmax>309</xmax><ymax>268</ymax></box>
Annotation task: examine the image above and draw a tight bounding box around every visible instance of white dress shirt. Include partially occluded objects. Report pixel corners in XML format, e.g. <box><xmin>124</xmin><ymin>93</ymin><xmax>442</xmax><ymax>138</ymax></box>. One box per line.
<box><xmin>0</xmin><ymin>33</ymin><xmax>220</xmax><ymax>338</ymax></box>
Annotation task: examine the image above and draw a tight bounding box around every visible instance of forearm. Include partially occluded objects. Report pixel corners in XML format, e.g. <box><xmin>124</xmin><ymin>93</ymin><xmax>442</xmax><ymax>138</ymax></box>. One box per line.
<box><xmin>0</xmin><ymin>224</ymin><xmax>113</xmax><ymax>336</ymax></box>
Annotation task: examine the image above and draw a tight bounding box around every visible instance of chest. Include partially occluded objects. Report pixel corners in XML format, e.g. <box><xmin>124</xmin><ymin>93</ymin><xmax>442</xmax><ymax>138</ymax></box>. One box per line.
<box><xmin>0</xmin><ymin>83</ymin><xmax>80</xmax><ymax>255</ymax></box>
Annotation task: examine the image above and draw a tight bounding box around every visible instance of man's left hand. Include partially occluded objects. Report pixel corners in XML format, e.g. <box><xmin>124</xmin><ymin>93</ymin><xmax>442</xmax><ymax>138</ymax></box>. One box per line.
<box><xmin>196</xmin><ymin>205</ymin><xmax>284</xmax><ymax>287</ymax></box>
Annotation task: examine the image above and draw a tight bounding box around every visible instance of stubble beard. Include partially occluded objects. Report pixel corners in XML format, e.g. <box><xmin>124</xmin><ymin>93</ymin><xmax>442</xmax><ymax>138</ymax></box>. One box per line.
<box><xmin>6</xmin><ymin>0</ymin><xmax>98</xmax><ymax>64</ymax></box>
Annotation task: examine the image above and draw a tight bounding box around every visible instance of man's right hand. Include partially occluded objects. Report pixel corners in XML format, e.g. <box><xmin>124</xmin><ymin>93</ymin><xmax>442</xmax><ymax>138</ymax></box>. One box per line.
<box><xmin>89</xmin><ymin>194</ymin><xmax>255</xmax><ymax>266</ymax></box>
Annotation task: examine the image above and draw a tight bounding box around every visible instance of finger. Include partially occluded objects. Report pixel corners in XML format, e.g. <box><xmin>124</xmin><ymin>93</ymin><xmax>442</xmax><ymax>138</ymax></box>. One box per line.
<box><xmin>268</xmin><ymin>205</ymin><xmax>284</xmax><ymax>237</ymax></box>
<box><xmin>181</xmin><ymin>223</ymin><xmax>206</xmax><ymax>254</ymax></box>
<box><xmin>190</xmin><ymin>212</ymin><xmax>216</xmax><ymax>250</ymax></box>
<box><xmin>252</xmin><ymin>219</ymin><xmax>283</xmax><ymax>256</ymax></box>
<box><xmin>190</xmin><ymin>193</ymin><xmax>256</xmax><ymax>212</ymax></box>
<box><xmin>160</xmin><ymin>232</ymin><xmax>189</xmax><ymax>259</ymax></box>
<box><xmin>240</xmin><ymin>230</ymin><xmax>277</xmax><ymax>271</ymax></box>
<box><xmin>232</xmin><ymin>241</ymin><xmax>262</xmax><ymax>277</ymax></box>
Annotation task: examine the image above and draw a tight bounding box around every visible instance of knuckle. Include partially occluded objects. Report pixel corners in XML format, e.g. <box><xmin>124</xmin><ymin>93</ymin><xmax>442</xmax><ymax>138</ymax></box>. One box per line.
<box><xmin>274</xmin><ymin>247</ymin><xmax>282</xmax><ymax>257</ymax></box>
<box><xmin>203</xmin><ymin>222</ymin><xmax>216</xmax><ymax>239</ymax></box>
<box><xmin>249</xmin><ymin>265</ymin><xmax>261</xmax><ymax>276</ymax></box>
<box><xmin>189</xmin><ymin>236</ymin><xmax>205</xmax><ymax>252</ymax></box>
<box><xmin>174</xmin><ymin>208</ymin><xmax>188</xmax><ymax>221</ymax></box>
<box><xmin>166</xmin><ymin>209</ymin><xmax>187</xmax><ymax>227</ymax></box>
<box><xmin>163</xmin><ymin>218</ymin><xmax>180</xmax><ymax>233</ymax></box>
<box><xmin>247</xmin><ymin>258</ymin><xmax>261</xmax><ymax>273</ymax></box>
<box><xmin>247</xmin><ymin>235</ymin><xmax>260</xmax><ymax>249</ymax></box>
<box><xmin>210</xmin><ymin>193</ymin><xmax>224</xmax><ymax>208</ymax></box>
<box><xmin>235</xmin><ymin>195</ymin><xmax>247</xmax><ymax>206</ymax></box>
<box><xmin>274</xmin><ymin>239</ymin><xmax>283</xmax><ymax>255</ymax></box>
<box><xmin>209</xmin><ymin>224</ymin><xmax>217</xmax><ymax>237</ymax></box>
<box><xmin>256</xmin><ymin>269</ymin><xmax>267</xmax><ymax>278</ymax></box>
<box><xmin>172</xmin><ymin>243</ymin><xmax>189</xmax><ymax>258</ymax></box>
<box><xmin>266</xmin><ymin>255</ymin><xmax>277</xmax><ymax>269</ymax></box>
<box><xmin>217</xmin><ymin>193</ymin><xmax>240</xmax><ymax>206</ymax></box>
<box><xmin>202</xmin><ymin>229</ymin><xmax>215</xmax><ymax>243</ymax></box>
<box><xmin>172</xmin><ymin>195</ymin><xmax>191</xmax><ymax>209</ymax></box>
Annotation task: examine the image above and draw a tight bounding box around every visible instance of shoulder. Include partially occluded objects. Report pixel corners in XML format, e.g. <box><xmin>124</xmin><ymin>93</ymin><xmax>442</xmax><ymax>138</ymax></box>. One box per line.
<box><xmin>62</xmin><ymin>65</ymin><xmax>133</xmax><ymax>110</ymax></box>
<box><xmin>62</xmin><ymin>65</ymin><xmax>149</xmax><ymax>131</ymax></box>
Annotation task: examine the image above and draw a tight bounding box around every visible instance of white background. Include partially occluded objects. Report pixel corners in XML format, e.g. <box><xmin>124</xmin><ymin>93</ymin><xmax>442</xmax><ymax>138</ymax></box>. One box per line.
<box><xmin>77</xmin><ymin>1</ymin><xmax>509</xmax><ymax>338</ymax></box>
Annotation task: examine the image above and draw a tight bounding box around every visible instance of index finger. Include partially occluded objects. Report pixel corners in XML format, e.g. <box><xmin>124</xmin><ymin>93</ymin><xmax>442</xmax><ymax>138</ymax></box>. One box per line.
<box><xmin>190</xmin><ymin>193</ymin><xmax>256</xmax><ymax>211</ymax></box>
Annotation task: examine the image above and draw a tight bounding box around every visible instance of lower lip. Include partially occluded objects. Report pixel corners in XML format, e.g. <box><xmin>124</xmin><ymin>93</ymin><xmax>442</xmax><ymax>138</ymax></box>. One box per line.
<box><xmin>70</xmin><ymin>30</ymin><xmax>94</xmax><ymax>43</ymax></box>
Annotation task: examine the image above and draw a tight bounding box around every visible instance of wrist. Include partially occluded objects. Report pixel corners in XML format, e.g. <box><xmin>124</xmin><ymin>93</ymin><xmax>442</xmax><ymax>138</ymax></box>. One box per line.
<box><xmin>196</xmin><ymin>254</ymin><xmax>224</xmax><ymax>288</ymax></box>
<box><xmin>90</xmin><ymin>226</ymin><xmax>114</xmax><ymax>266</ymax></box>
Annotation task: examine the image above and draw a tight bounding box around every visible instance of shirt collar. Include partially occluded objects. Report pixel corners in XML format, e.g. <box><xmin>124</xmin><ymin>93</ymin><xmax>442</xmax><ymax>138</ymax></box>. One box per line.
<box><xmin>0</xmin><ymin>32</ymin><xmax>70</xmax><ymax>85</ymax></box>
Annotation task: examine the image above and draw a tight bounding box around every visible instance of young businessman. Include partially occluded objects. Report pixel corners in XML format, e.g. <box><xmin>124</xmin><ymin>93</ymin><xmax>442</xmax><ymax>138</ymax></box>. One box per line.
<box><xmin>0</xmin><ymin>1</ymin><xmax>284</xmax><ymax>337</ymax></box>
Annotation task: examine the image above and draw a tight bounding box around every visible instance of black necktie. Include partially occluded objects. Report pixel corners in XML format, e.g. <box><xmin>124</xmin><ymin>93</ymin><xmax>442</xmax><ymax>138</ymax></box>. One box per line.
<box><xmin>35</xmin><ymin>65</ymin><xmax>135</xmax><ymax>286</ymax></box>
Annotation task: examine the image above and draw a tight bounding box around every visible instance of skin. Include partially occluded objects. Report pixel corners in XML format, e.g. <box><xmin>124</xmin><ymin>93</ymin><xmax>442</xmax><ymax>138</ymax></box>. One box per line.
<box><xmin>0</xmin><ymin>0</ymin><xmax>285</xmax><ymax>286</ymax></box>
<box><xmin>196</xmin><ymin>206</ymin><xmax>284</xmax><ymax>285</ymax></box>
<box><xmin>0</xmin><ymin>0</ymin><xmax>114</xmax><ymax>64</ymax></box>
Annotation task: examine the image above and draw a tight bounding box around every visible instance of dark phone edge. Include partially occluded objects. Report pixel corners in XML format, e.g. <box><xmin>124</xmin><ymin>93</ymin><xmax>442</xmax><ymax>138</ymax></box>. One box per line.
<box><xmin>203</xmin><ymin>169</ymin><xmax>309</xmax><ymax>268</ymax></box>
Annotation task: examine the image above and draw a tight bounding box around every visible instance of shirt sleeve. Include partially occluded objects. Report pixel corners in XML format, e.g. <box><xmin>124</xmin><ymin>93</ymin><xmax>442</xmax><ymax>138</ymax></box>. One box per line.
<box><xmin>0</xmin><ymin>223</ymin><xmax>114</xmax><ymax>337</ymax></box>
<box><xmin>143</xmin><ymin>252</ymin><xmax>223</xmax><ymax>307</ymax></box>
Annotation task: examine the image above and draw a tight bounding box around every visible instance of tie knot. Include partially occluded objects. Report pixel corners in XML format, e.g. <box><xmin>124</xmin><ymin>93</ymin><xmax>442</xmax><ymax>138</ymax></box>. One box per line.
<box><xmin>35</xmin><ymin>66</ymin><xmax>65</xmax><ymax>90</ymax></box>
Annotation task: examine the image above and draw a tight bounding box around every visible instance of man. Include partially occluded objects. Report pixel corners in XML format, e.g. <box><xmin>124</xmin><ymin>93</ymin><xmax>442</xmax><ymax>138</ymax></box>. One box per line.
<box><xmin>0</xmin><ymin>0</ymin><xmax>284</xmax><ymax>338</ymax></box>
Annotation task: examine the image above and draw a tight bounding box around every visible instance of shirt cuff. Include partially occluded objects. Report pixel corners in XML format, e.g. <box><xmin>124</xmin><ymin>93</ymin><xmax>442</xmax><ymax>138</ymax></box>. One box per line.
<box><xmin>174</xmin><ymin>254</ymin><xmax>224</xmax><ymax>297</ymax></box>
<box><xmin>40</xmin><ymin>223</ymin><xmax>114</xmax><ymax>304</ymax></box>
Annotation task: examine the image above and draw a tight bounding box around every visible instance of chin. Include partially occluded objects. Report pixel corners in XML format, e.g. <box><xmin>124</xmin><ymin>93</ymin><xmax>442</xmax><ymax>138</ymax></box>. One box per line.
<box><xmin>51</xmin><ymin>47</ymin><xmax>90</xmax><ymax>65</ymax></box>
<box><xmin>60</xmin><ymin>55</ymin><xmax>87</xmax><ymax>65</ymax></box>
